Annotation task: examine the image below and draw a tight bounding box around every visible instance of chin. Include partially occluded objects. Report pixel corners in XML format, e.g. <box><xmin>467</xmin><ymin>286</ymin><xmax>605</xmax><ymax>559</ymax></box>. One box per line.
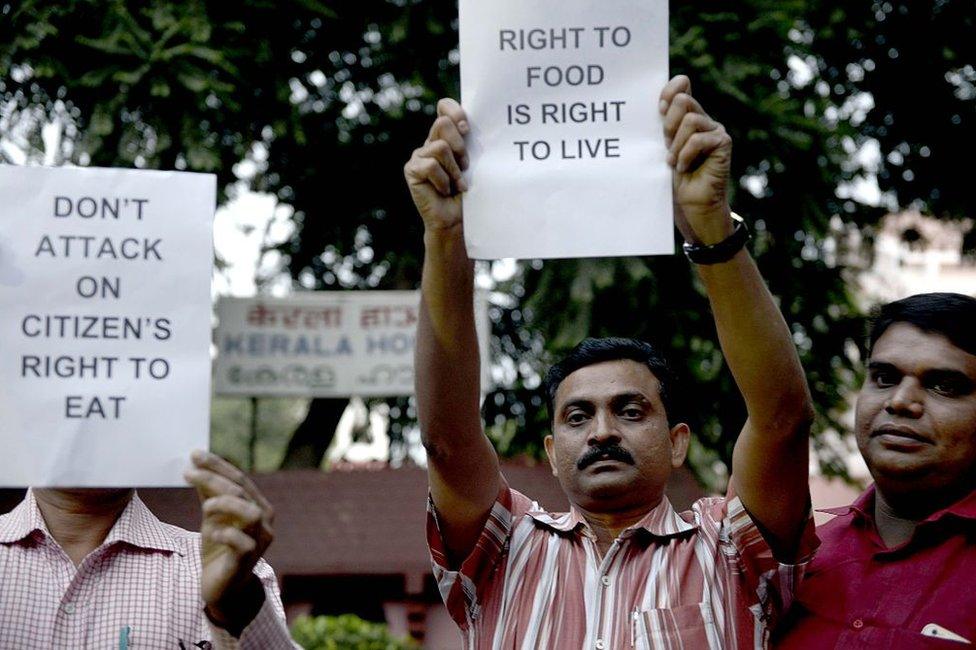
<box><xmin>867</xmin><ymin>454</ymin><xmax>939</xmax><ymax>489</ymax></box>
<box><xmin>46</xmin><ymin>487</ymin><xmax>134</xmax><ymax>499</ymax></box>
<box><xmin>578</xmin><ymin>474</ymin><xmax>639</xmax><ymax>502</ymax></box>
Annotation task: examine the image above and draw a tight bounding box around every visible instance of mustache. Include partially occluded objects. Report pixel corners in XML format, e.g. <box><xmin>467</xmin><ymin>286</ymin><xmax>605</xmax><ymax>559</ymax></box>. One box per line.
<box><xmin>576</xmin><ymin>443</ymin><xmax>635</xmax><ymax>470</ymax></box>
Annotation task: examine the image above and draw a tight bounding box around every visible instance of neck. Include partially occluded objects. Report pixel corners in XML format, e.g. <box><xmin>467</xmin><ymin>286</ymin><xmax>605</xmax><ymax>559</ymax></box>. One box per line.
<box><xmin>577</xmin><ymin>498</ymin><xmax>662</xmax><ymax>556</ymax></box>
<box><xmin>33</xmin><ymin>488</ymin><xmax>134</xmax><ymax>566</ymax></box>
<box><xmin>873</xmin><ymin>489</ymin><xmax>921</xmax><ymax>548</ymax></box>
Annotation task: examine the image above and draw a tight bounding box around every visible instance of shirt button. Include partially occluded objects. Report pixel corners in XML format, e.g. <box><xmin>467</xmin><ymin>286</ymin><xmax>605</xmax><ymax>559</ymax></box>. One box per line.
<box><xmin>595</xmin><ymin>640</ymin><xmax>605</xmax><ymax>650</ymax></box>
<box><xmin>852</xmin><ymin>618</ymin><xmax>864</xmax><ymax>630</ymax></box>
<box><xmin>63</xmin><ymin>603</ymin><xmax>75</xmax><ymax>614</ymax></box>
<box><xmin>601</xmin><ymin>576</ymin><xmax>611</xmax><ymax>587</ymax></box>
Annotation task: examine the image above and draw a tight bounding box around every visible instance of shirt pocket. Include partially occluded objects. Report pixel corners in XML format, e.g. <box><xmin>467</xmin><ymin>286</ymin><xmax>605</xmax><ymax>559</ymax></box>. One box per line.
<box><xmin>633</xmin><ymin>603</ymin><xmax>720</xmax><ymax>650</ymax></box>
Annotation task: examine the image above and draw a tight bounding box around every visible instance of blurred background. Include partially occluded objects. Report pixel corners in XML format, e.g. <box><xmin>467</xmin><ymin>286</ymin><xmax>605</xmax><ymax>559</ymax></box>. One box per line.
<box><xmin>1</xmin><ymin>1</ymin><xmax>974</xmax><ymax>647</ymax></box>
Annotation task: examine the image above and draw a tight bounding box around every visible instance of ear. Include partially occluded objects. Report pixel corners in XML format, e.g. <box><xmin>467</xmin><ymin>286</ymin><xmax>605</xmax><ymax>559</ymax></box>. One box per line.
<box><xmin>543</xmin><ymin>434</ymin><xmax>559</xmax><ymax>477</ymax></box>
<box><xmin>668</xmin><ymin>422</ymin><xmax>690</xmax><ymax>468</ymax></box>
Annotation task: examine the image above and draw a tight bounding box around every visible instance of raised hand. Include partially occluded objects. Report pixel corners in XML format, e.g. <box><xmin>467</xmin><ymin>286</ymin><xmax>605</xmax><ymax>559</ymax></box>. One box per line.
<box><xmin>184</xmin><ymin>451</ymin><xmax>275</xmax><ymax>636</ymax></box>
<box><xmin>660</xmin><ymin>75</ymin><xmax>734</xmax><ymax>245</ymax></box>
<box><xmin>404</xmin><ymin>98</ymin><xmax>470</xmax><ymax>233</ymax></box>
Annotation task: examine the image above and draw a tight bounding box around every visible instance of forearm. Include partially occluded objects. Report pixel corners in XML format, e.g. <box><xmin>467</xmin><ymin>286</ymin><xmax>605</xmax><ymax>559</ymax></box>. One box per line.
<box><xmin>696</xmin><ymin>244</ymin><xmax>813</xmax><ymax>434</ymax></box>
<box><xmin>209</xmin><ymin>566</ymin><xmax>300</xmax><ymax>649</ymax></box>
<box><xmin>416</xmin><ymin>225</ymin><xmax>483</xmax><ymax>449</ymax></box>
<box><xmin>700</xmin><ymin>241</ymin><xmax>814</xmax><ymax>556</ymax></box>
<box><xmin>205</xmin><ymin>574</ymin><xmax>265</xmax><ymax>638</ymax></box>
<box><xmin>416</xmin><ymin>225</ymin><xmax>500</xmax><ymax>545</ymax></box>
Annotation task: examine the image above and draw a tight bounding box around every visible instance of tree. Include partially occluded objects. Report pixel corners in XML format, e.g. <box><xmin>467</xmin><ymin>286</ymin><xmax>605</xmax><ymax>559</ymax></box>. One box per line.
<box><xmin>808</xmin><ymin>1</ymin><xmax>975</xmax><ymax>223</ymax></box>
<box><xmin>0</xmin><ymin>0</ymin><xmax>451</xmax><ymax>468</ymax></box>
<box><xmin>5</xmin><ymin>1</ymin><xmax>967</xmax><ymax>483</ymax></box>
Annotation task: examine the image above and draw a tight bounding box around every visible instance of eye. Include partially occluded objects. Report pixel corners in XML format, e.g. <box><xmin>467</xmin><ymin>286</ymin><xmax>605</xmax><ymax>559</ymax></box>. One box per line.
<box><xmin>929</xmin><ymin>379</ymin><xmax>969</xmax><ymax>397</ymax></box>
<box><xmin>872</xmin><ymin>370</ymin><xmax>899</xmax><ymax>388</ymax></box>
<box><xmin>621</xmin><ymin>405</ymin><xmax>644</xmax><ymax>419</ymax></box>
<box><xmin>931</xmin><ymin>382</ymin><xmax>958</xmax><ymax>396</ymax></box>
<box><xmin>565</xmin><ymin>411</ymin><xmax>588</xmax><ymax>425</ymax></box>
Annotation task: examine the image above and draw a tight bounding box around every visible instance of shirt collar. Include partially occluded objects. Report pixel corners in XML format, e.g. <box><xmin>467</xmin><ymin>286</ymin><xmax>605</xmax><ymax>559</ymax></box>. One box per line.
<box><xmin>528</xmin><ymin>496</ymin><xmax>698</xmax><ymax>539</ymax></box>
<box><xmin>818</xmin><ymin>484</ymin><xmax>976</xmax><ymax>524</ymax></box>
<box><xmin>104</xmin><ymin>492</ymin><xmax>183</xmax><ymax>554</ymax></box>
<box><xmin>818</xmin><ymin>484</ymin><xmax>876</xmax><ymax>518</ymax></box>
<box><xmin>0</xmin><ymin>489</ymin><xmax>49</xmax><ymax>544</ymax></box>
<box><xmin>0</xmin><ymin>489</ymin><xmax>182</xmax><ymax>555</ymax></box>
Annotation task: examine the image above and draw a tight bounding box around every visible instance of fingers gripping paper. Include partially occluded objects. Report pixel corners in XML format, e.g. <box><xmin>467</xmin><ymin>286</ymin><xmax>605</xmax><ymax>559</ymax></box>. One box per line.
<box><xmin>459</xmin><ymin>0</ymin><xmax>673</xmax><ymax>260</ymax></box>
<box><xmin>0</xmin><ymin>166</ymin><xmax>215</xmax><ymax>487</ymax></box>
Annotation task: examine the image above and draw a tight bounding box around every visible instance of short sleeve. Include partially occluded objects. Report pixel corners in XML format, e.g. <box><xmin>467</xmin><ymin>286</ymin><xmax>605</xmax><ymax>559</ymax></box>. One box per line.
<box><xmin>426</xmin><ymin>476</ymin><xmax>534</xmax><ymax>630</ymax></box>
<box><xmin>720</xmin><ymin>482</ymin><xmax>819</xmax><ymax>629</ymax></box>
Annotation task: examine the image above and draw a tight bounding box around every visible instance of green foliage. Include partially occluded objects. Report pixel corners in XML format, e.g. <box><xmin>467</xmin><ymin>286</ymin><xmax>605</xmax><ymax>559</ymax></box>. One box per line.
<box><xmin>290</xmin><ymin>614</ymin><xmax>419</xmax><ymax>650</ymax></box>
<box><xmin>3</xmin><ymin>1</ymin><xmax>971</xmax><ymax>483</ymax></box>
<box><xmin>807</xmin><ymin>1</ymin><xmax>975</xmax><ymax>221</ymax></box>
<box><xmin>210</xmin><ymin>397</ymin><xmax>310</xmax><ymax>471</ymax></box>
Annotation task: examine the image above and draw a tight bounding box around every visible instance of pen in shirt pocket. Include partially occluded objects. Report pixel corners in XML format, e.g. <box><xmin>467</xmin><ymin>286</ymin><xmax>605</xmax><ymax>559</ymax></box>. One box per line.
<box><xmin>631</xmin><ymin>609</ymin><xmax>639</xmax><ymax>647</ymax></box>
<box><xmin>118</xmin><ymin>625</ymin><xmax>131</xmax><ymax>649</ymax></box>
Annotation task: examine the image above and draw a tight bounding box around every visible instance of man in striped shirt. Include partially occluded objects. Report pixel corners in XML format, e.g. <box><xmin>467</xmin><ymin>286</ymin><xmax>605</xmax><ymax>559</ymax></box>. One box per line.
<box><xmin>404</xmin><ymin>75</ymin><xmax>818</xmax><ymax>649</ymax></box>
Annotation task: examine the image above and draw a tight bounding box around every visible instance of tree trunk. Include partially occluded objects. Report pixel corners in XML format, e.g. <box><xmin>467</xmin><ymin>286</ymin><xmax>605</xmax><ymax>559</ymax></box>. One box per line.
<box><xmin>278</xmin><ymin>398</ymin><xmax>348</xmax><ymax>469</ymax></box>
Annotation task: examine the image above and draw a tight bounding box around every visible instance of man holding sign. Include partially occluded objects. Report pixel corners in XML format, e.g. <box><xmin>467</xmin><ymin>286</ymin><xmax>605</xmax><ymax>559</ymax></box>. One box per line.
<box><xmin>405</xmin><ymin>76</ymin><xmax>817</xmax><ymax>648</ymax></box>
<box><xmin>0</xmin><ymin>452</ymin><xmax>297</xmax><ymax>648</ymax></box>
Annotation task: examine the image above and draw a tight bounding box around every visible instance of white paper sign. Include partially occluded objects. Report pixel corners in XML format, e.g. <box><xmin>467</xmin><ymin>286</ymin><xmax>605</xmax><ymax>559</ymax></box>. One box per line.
<box><xmin>459</xmin><ymin>0</ymin><xmax>673</xmax><ymax>260</ymax></box>
<box><xmin>0</xmin><ymin>166</ymin><xmax>215</xmax><ymax>487</ymax></box>
<box><xmin>214</xmin><ymin>292</ymin><xmax>491</xmax><ymax>398</ymax></box>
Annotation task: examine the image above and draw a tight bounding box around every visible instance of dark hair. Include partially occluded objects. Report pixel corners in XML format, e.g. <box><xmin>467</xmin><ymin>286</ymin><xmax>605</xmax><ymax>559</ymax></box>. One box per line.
<box><xmin>868</xmin><ymin>292</ymin><xmax>976</xmax><ymax>357</ymax></box>
<box><xmin>544</xmin><ymin>337</ymin><xmax>678</xmax><ymax>426</ymax></box>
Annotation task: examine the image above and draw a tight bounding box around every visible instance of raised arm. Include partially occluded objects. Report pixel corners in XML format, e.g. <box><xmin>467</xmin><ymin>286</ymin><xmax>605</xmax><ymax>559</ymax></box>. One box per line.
<box><xmin>661</xmin><ymin>76</ymin><xmax>814</xmax><ymax>558</ymax></box>
<box><xmin>404</xmin><ymin>99</ymin><xmax>500</xmax><ymax>563</ymax></box>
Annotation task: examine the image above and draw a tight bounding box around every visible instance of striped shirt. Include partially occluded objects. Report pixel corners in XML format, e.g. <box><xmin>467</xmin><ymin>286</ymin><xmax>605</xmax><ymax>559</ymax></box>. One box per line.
<box><xmin>427</xmin><ymin>477</ymin><xmax>817</xmax><ymax>650</ymax></box>
<box><xmin>0</xmin><ymin>489</ymin><xmax>298</xmax><ymax>649</ymax></box>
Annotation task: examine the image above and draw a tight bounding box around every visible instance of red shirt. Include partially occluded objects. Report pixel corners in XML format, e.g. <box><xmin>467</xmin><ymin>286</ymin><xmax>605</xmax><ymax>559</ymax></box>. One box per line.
<box><xmin>777</xmin><ymin>485</ymin><xmax>976</xmax><ymax>648</ymax></box>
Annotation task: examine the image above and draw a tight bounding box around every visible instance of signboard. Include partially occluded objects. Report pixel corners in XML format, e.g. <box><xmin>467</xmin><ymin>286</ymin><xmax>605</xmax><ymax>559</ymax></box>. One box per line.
<box><xmin>214</xmin><ymin>292</ymin><xmax>491</xmax><ymax>398</ymax></box>
<box><xmin>458</xmin><ymin>0</ymin><xmax>673</xmax><ymax>259</ymax></box>
<box><xmin>0</xmin><ymin>165</ymin><xmax>215</xmax><ymax>487</ymax></box>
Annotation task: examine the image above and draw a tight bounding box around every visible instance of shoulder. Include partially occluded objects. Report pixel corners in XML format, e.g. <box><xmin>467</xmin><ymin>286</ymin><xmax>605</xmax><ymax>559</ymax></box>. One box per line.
<box><xmin>805</xmin><ymin>509</ymin><xmax>860</xmax><ymax>571</ymax></box>
<box><xmin>154</xmin><ymin>520</ymin><xmax>203</xmax><ymax>560</ymax></box>
<box><xmin>815</xmin><ymin>509</ymin><xmax>856</xmax><ymax>540</ymax></box>
<box><xmin>157</xmin><ymin>520</ymin><xmax>201</xmax><ymax>543</ymax></box>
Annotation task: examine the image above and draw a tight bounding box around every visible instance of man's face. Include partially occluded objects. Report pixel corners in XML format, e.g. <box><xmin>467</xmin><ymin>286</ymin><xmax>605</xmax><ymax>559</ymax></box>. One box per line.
<box><xmin>855</xmin><ymin>323</ymin><xmax>976</xmax><ymax>501</ymax></box>
<box><xmin>544</xmin><ymin>359</ymin><xmax>689</xmax><ymax>513</ymax></box>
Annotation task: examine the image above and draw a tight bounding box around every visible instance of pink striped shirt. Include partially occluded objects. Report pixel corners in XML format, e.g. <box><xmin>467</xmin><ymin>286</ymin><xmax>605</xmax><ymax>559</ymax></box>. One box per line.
<box><xmin>428</xmin><ymin>477</ymin><xmax>817</xmax><ymax>650</ymax></box>
<box><xmin>0</xmin><ymin>490</ymin><xmax>297</xmax><ymax>649</ymax></box>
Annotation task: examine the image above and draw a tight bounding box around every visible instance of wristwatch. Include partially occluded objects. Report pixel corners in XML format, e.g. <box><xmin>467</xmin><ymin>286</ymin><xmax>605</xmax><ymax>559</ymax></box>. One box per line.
<box><xmin>682</xmin><ymin>214</ymin><xmax>750</xmax><ymax>265</ymax></box>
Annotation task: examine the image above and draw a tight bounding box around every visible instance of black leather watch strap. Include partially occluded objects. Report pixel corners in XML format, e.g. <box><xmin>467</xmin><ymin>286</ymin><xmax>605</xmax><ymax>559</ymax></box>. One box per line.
<box><xmin>682</xmin><ymin>215</ymin><xmax>750</xmax><ymax>265</ymax></box>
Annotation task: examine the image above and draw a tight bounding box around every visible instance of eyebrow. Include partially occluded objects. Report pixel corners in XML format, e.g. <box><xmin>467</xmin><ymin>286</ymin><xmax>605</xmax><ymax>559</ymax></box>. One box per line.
<box><xmin>560</xmin><ymin>392</ymin><xmax>650</xmax><ymax>413</ymax></box>
<box><xmin>610</xmin><ymin>392</ymin><xmax>652</xmax><ymax>407</ymax></box>
<box><xmin>923</xmin><ymin>368</ymin><xmax>975</xmax><ymax>389</ymax></box>
<box><xmin>560</xmin><ymin>398</ymin><xmax>593</xmax><ymax>413</ymax></box>
<box><xmin>866</xmin><ymin>361</ymin><xmax>899</xmax><ymax>374</ymax></box>
<box><xmin>867</xmin><ymin>361</ymin><xmax>974</xmax><ymax>386</ymax></box>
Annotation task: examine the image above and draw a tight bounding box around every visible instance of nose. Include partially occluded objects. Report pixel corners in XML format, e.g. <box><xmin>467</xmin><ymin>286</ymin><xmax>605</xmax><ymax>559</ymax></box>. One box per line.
<box><xmin>587</xmin><ymin>410</ymin><xmax>621</xmax><ymax>446</ymax></box>
<box><xmin>885</xmin><ymin>377</ymin><xmax>924</xmax><ymax>419</ymax></box>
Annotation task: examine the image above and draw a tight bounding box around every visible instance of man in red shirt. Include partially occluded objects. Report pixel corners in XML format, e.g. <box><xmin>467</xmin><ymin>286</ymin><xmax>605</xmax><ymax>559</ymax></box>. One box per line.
<box><xmin>777</xmin><ymin>292</ymin><xmax>976</xmax><ymax>647</ymax></box>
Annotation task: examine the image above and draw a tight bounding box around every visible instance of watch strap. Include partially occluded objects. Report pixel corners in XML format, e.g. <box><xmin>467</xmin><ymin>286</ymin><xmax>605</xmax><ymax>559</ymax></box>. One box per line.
<box><xmin>682</xmin><ymin>214</ymin><xmax>750</xmax><ymax>264</ymax></box>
